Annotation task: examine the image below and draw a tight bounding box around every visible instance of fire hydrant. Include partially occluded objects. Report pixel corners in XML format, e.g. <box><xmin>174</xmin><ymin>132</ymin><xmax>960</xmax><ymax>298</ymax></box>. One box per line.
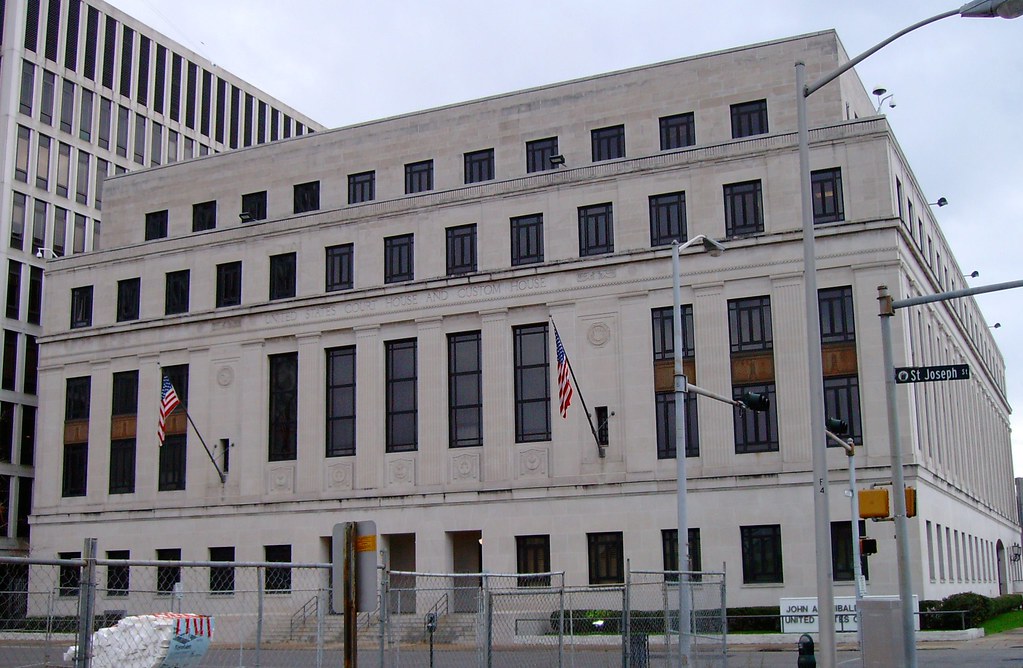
<box><xmin>797</xmin><ymin>633</ymin><xmax>815</xmax><ymax>667</ymax></box>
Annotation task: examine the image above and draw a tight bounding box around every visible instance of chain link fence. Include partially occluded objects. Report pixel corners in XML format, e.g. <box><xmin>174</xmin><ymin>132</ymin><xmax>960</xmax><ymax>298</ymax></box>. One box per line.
<box><xmin>1</xmin><ymin>554</ymin><xmax>725</xmax><ymax>667</ymax></box>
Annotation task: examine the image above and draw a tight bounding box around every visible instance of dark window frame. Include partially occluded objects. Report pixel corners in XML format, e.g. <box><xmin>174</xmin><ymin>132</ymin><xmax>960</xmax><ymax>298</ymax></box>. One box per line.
<box><xmin>215</xmin><ymin>261</ymin><xmax>242</xmax><ymax>308</ymax></box>
<box><xmin>326</xmin><ymin>346</ymin><xmax>356</xmax><ymax>458</ymax></box>
<box><xmin>209</xmin><ymin>546</ymin><xmax>235</xmax><ymax>594</ymax></box>
<box><xmin>448</xmin><ymin>331</ymin><xmax>482</xmax><ymax>448</ymax></box>
<box><xmin>156</xmin><ymin>548</ymin><xmax>181</xmax><ymax>594</ymax></box>
<box><xmin>293</xmin><ymin>181</ymin><xmax>320</xmax><ymax>214</ymax></box>
<box><xmin>384</xmin><ymin>234</ymin><xmax>414</xmax><ymax>284</ymax></box>
<box><xmin>578</xmin><ymin>203</ymin><xmax>614</xmax><ymax>257</ymax></box>
<box><xmin>587</xmin><ymin>532</ymin><xmax>624</xmax><ymax>585</ymax></box>
<box><xmin>385</xmin><ymin>339</ymin><xmax>418</xmax><ymax>453</ymax></box>
<box><xmin>241</xmin><ymin>191</ymin><xmax>267</xmax><ymax>222</ymax></box>
<box><xmin>445</xmin><ymin>224</ymin><xmax>477</xmax><ymax>276</ymax></box>
<box><xmin>192</xmin><ymin>200</ymin><xmax>216</xmax><ymax>232</ymax></box>
<box><xmin>269</xmin><ymin>253</ymin><xmax>297</xmax><ymax>300</ymax></box>
<box><xmin>513</xmin><ymin>324</ymin><xmax>550</xmax><ymax>443</ymax></box>
<box><xmin>591</xmin><ymin>125</ymin><xmax>625</xmax><ymax>162</ymax></box>
<box><xmin>404</xmin><ymin>160</ymin><xmax>433</xmax><ymax>194</ymax></box>
<box><xmin>464</xmin><ymin>148</ymin><xmax>495</xmax><ymax>184</ymax></box>
<box><xmin>264</xmin><ymin>544</ymin><xmax>292</xmax><ymax>593</ymax></box>
<box><xmin>70</xmin><ymin>285</ymin><xmax>93</xmax><ymax>328</ymax></box>
<box><xmin>812</xmin><ymin>167</ymin><xmax>845</xmax><ymax>224</ymax></box>
<box><xmin>325</xmin><ymin>244</ymin><xmax>354</xmax><ymax>292</ymax></box>
<box><xmin>268</xmin><ymin>353</ymin><xmax>298</xmax><ymax>462</ymax></box>
<box><xmin>652</xmin><ymin>306</ymin><xmax>699</xmax><ymax>458</ymax></box>
<box><xmin>740</xmin><ymin>524</ymin><xmax>783</xmax><ymax>584</ymax></box>
<box><xmin>164</xmin><ymin>270</ymin><xmax>190</xmax><ymax>315</ymax></box>
<box><xmin>659</xmin><ymin>113</ymin><xmax>696</xmax><ymax>150</ymax></box>
<box><xmin>516</xmin><ymin>535</ymin><xmax>551</xmax><ymax>587</ymax></box>
<box><xmin>116</xmin><ymin>278</ymin><xmax>140</xmax><ymax>322</ymax></box>
<box><xmin>649</xmin><ymin>192</ymin><xmax>687</xmax><ymax>247</ymax></box>
<box><xmin>723</xmin><ymin>180</ymin><xmax>764</xmax><ymax>237</ymax></box>
<box><xmin>347</xmin><ymin>171</ymin><xmax>375</xmax><ymax>204</ymax></box>
<box><xmin>525</xmin><ymin>137</ymin><xmax>558</xmax><ymax>173</ymax></box>
<box><xmin>730</xmin><ymin>99</ymin><xmax>769</xmax><ymax>138</ymax></box>
<box><xmin>510</xmin><ymin>214</ymin><xmax>544</xmax><ymax>266</ymax></box>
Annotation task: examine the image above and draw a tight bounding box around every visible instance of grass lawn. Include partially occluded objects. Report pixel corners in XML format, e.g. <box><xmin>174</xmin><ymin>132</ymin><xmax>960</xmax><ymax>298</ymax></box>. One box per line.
<box><xmin>982</xmin><ymin>610</ymin><xmax>1023</xmax><ymax>635</ymax></box>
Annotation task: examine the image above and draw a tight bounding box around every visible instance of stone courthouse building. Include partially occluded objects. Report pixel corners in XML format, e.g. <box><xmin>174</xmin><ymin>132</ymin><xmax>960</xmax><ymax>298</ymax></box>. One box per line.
<box><xmin>30</xmin><ymin>31</ymin><xmax>1019</xmax><ymax>607</ymax></box>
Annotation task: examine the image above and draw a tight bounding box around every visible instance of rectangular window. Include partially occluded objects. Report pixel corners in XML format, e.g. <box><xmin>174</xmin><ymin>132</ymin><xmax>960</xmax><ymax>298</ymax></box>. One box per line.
<box><xmin>661</xmin><ymin>528</ymin><xmax>702</xmax><ymax>575</ymax></box>
<box><xmin>156</xmin><ymin>548</ymin><xmax>181</xmax><ymax>594</ymax></box>
<box><xmin>326</xmin><ymin>347</ymin><xmax>356</xmax><ymax>457</ymax></box>
<box><xmin>76</xmin><ymin>150</ymin><xmax>90</xmax><ymax>204</ymax></box>
<box><xmin>60</xmin><ymin>79</ymin><xmax>75</xmax><ymax>134</ymax></box>
<box><xmin>10</xmin><ymin>193</ymin><xmax>27</xmax><ymax>251</ymax></box>
<box><xmin>35</xmin><ymin>134</ymin><xmax>51</xmax><ymax>189</ymax></box>
<box><xmin>818</xmin><ymin>286</ymin><xmax>855</xmax><ymax>344</ymax></box>
<box><xmin>516</xmin><ymin>535</ymin><xmax>551</xmax><ymax>587</ymax></box>
<box><xmin>15</xmin><ymin>126</ymin><xmax>31</xmax><ymax>182</ymax></box>
<box><xmin>325</xmin><ymin>244</ymin><xmax>354</xmax><ymax>292</ymax></box>
<box><xmin>730</xmin><ymin>99</ymin><xmax>768</xmax><ymax>138</ymax></box>
<box><xmin>896</xmin><ymin>178</ymin><xmax>904</xmax><ymax>222</ymax></box>
<box><xmin>268</xmin><ymin>353</ymin><xmax>298</xmax><ymax>461</ymax></box>
<box><xmin>464</xmin><ymin>149</ymin><xmax>494</xmax><ymax>184</ymax></box>
<box><xmin>78</xmin><ymin>89</ymin><xmax>93</xmax><ymax>141</ymax></box>
<box><xmin>158</xmin><ymin>365</ymin><xmax>187</xmax><ymax>491</ymax></box>
<box><xmin>578</xmin><ymin>203</ymin><xmax>614</xmax><ymax>256</ymax></box>
<box><xmin>105</xmin><ymin>550</ymin><xmax>129</xmax><ymax>597</ymax></box>
<box><xmin>6</xmin><ymin>262</ymin><xmax>21</xmax><ymax>321</ymax></box>
<box><xmin>70</xmin><ymin>285</ymin><xmax>93</xmax><ymax>328</ymax></box>
<box><xmin>185</xmin><ymin>62</ymin><xmax>197</xmax><ymax>129</ymax></box>
<box><xmin>659</xmin><ymin>113</ymin><xmax>696</xmax><ymax>150</ymax></box>
<box><xmin>404</xmin><ymin>160</ymin><xmax>433</xmax><ymax>194</ymax></box>
<box><xmin>823</xmin><ymin>376</ymin><xmax>862</xmax><ymax>445</ymax></box>
<box><xmin>150</xmin><ymin>123</ymin><xmax>162</xmax><ymax>166</ymax></box>
<box><xmin>23</xmin><ymin>336</ymin><xmax>38</xmax><ymax>395</ymax></box>
<box><xmin>118</xmin><ymin>25</ymin><xmax>133</xmax><ymax>98</ymax></box>
<box><xmin>385</xmin><ymin>339</ymin><xmax>418</xmax><ymax>453</ymax></box>
<box><xmin>264</xmin><ymin>545</ymin><xmax>292</xmax><ymax>593</ymax></box>
<box><xmin>347</xmin><ymin>171</ymin><xmax>375</xmax><ymax>204</ymax></box>
<box><xmin>587</xmin><ymin>532</ymin><xmax>624</xmax><ymax>585</ymax></box>
<box><xmin>98</xmin><ymin>98</ymin><xmax>111</xmax><ymax>149</ymax></box>
<box><xmin>109</xmin><ymin>370</ymin><xmax>137</xmax><ymax>495</ymax></box>
<box><xmin>724</xmin><ymin>180</ymin><xmax>764</xmax><ymax>237</ymax></box>
<box><xmin>132</xmin><ymin>114</ymin><xmax>145</xmax><ymax>165</ymax></box>
<box><xmin>170</xmin><ymin>54</ymin><xmax>182</xmax><ymax>122</ymax></box>
<box><xmin>652</xmin><ymin>306</ymin><xmax>698</xmax><ymax>458</ymax></box>
<box><xmin>740</xmin><ymin>524</ymin><xmax>783</xmax><ymax>583</ymax></box>
<box><xmin>591</xmin><ymin>124</ymin><xmax>625</xmax><ymax>161</ymax></box>
<box><xmin>831</xmin><ymin>521</ymin><xmax>869</xmax><ymax>582</ymax></box>
<box><xmin>32</xmin><ymin>200</ymin><xmax>47</xmax><ymax>255</ymax></box>
<box><xmin>510</xmin><ymin>214</ymin><xmax>544</xmax><ymax>266</ymax></box>
<box><xmin>84</xmin><ymin>6</ymin><xmax>99</xmax><ymax>79</ymax></box>
<box><xmin>164</xmin><ymin>270</ymin><xmax>190</xmax><ymax>315</ymax></box>
<box><xmin>384</xmin><ymin>234</ymin><xmax>414</xmax><ymax>284</ymax></box>
<box><xmin>62</xmin><ymin>376</ymin><xmax>89</xmax><ymax>497</ymax></box>
<box><xmin>728</xmin><ymin>297</ymin><xmax>778</xmax><ymax>453</ymax></box>
<box><xmin>2</xmin><ymin>331</ymin><xmax>18</xmax><ymax>391</ymax></box>
<box><xmin>116</xmin><ymin>277</ymin><xmax>140</xmax><ymax>322</ymax></box>
<box><xmin>243</xmin><ymin>93</ymin><xmax>253</xmax><ymax>146</ymax></box>
<box><xmin>216</xmin><ymin>261</ymin><xmax>242</xmax><ymax>307</ymax></box>
<box><xmin>209</xmin><ymin>546</ymin><xmax>235</xmax><ymax>594</ymax></box>
<box><xmin>526</xmin><ymin>137</ymin><xmax>558</xmax><ymax>173</ymax></box>
<box><xmin>145</xmin><ymin>210</ymin><xmax>168</xmax><ymax>240</ymax></box>
<box><xmin>818</xmin><ymin>286</ymin><xmax>861</xmax><ymax>444</ymax></box>
<box><xmin>59</xmin><ymin>552</ymin><xmax>81</xmax><ymax>596</ymax></box>
<box><xmin>513</xmin><ymin>324</ymin><xmax>550</xmax><ymax>443</ymax></box>
<box><xmin>241</xmin><ymin>191</ymin><xmax>267</xmax><ymax>222</ymax></box>
<box><xmin>136</xmin><ymin>36</ymin><xmax>150</xmax><ymax>106</ymax></box>
<box><xmin>44</xmin><ymin>0</ymin><xmax>60</xmax><ymax>60</ymax></box>
<box><xmin>52</xmin><ymin>207</ymin><xmax>67</xmax><ymax>256</ymax></box>
<box><xmin>269</xmin><ymin>253</ymin><xmax>296</xmax><ymax>300</ymax></box>
<box><xmin>116</xmin><ymin>105</ymin><xmax>129</xmax><ymax>157</ymax></box>
<box><xmin>192</xmin><ymin>200</ymin><xmax>216</xmax><ymax>232</ymax></box>
<box><xmin>448</xmin><ymin>331</ymin><xmax>482</xmax><ymax>448</ymax></box>
<box><xmin>293</xmin><ymin>181</ymin><xmax>320</xmax><ymax>214</ymax></box>
<box><xmin>28</xmin><ymin>267</ymin><xmax>43</xmax><ymax>325</ymax></box>
<box><xmin>40</xmin><ymin>71</ymin><xmax>56</xmax><ymax>125</ymax></box>
<box><xmin>811</xmin><ymin>168</ymin><xmax>844</xmax><ymax>224</ymax></box>
<box><xmin>56</xmin><ymin>142</ymin><xmax>70</xmax><ymax>197</ymax></box>
<box><xmin>167</xmin><ymin>129</ymin><xmax>178</xmax><ymax>163</ymax></box>
<box><xmin>649</xmin><ymin>192</ymin><xmax>687</xmax><ymax>247</ymax></box>
<box><xmin>445</xmin><ymin>224</ymin><xmax>477</xmax><ymax>276</ymax></box>
<box><xmin>200</xmin><ymin>70</ymin><xmax>212</xmax><ymax>136</ymax></box>
<box><xmin>20</xmin><ymin>61</ymin><xmax>35</xmax><ymax>116</ymax></box>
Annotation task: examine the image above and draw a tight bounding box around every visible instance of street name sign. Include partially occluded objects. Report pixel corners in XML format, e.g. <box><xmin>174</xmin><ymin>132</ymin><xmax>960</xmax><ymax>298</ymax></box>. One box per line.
<box><xmin>894</xmin><ymin>364</ymin><xmax>970</xmax><ymax>384</ymax></box>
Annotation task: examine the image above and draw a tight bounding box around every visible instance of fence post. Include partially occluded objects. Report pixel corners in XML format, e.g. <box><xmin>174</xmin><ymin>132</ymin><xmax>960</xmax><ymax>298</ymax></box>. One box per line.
<box><xmin>721</xmin><ymin>568</ymin><xmax>729</xmax><ymax>663</ymax></box>
<box><xmin>558</xmin><ymin>584</ymin><xmax>565</xmax><ymax>668</ymax></box>
<box><xmin>378</xmin><ymin>553</ymin><xmax>388</xmax><ymax>668</ymax></box>
<box><xmin>484</xmin><ymin>575</ymin><xmax>493</xmax><ymax>668</ymax></box>
<box><xmin>316</xmin><ymin>585</ymin><xmax>325</xmax><ymax>668</ymax></box>
<box><xmin>256</xmin><ymin>565</ymin><xmax>264</xmax><ymax>668</ymax></box>
<box><xmin>623</xmin><ymin>563</ymin><xmax>631</xmax><ymax>668</ymax></box>
<box><xmin>75</xmin><ymin>537</ymin><xmax>97</xmax><ymax>668</ymax></box>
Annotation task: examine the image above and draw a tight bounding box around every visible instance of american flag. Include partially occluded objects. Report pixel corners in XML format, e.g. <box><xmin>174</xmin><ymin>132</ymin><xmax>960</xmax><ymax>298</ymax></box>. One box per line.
<box><xmin>554</xmin><ymin>327</ymin><xmax>574</xmax><ymax>418</ymax></box>
<box><xmin>158</xmin><ymin>375</ymin><xmax>181</xmax><ymax>446</ymax></box>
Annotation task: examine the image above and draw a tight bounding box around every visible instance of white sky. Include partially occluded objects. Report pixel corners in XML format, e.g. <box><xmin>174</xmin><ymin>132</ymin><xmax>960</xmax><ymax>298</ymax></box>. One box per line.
<box><xmin>106</xmin><ymin>0</ymin><xmax>1023</xmax><ymax>470</ymax></box>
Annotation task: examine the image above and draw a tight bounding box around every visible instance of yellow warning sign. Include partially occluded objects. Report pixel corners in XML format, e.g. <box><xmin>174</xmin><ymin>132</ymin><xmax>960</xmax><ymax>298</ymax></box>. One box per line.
<box><xmin>356</xmin><ymin>534</ymin><xmax>377</xmax><ymax>552</ymax></box>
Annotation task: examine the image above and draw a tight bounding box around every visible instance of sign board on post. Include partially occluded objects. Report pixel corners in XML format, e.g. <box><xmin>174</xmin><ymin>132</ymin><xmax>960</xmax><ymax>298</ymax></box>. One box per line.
<box><xmin>894</xmin><ymin>364</ymin><xmax>970</xmax><ymax>384</ymax></box>
<box><xmin>331</xmin><ymin>521</ymin><xmax>377</xmax><ymax>614</ymax></box>
<box><xmin>780</xmin><ymin>595</ymin><xmax>919</xmax><ymax>633</ymax></box>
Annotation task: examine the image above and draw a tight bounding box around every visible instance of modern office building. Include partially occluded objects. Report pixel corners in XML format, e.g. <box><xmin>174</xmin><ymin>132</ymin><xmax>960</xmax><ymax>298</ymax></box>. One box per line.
<box><xmin>0</xmin><ymin>0</ymin><xmax>323</xmax><ymax>557</ymax></box>
<box><xmin>30</xmin><ymin>31</ymin><xmax>1020</xmax><ymax>607</ymax></box>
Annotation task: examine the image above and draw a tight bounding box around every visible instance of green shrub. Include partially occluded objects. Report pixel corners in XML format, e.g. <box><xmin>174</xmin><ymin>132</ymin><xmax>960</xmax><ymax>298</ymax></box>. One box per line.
<box><xmin>991</xmin><ymin>594</ymin><xmax>1023</xmax><ymax>617</ymax></box>
<box><xmin>940</xmin><ymin>592</ymin><xmax>992</xmax><ymax>628</ymax></box>
<box><xmin>727</xmin><ymin>606</ymin><xmax>780</xmax><ymax>633</ymax></box>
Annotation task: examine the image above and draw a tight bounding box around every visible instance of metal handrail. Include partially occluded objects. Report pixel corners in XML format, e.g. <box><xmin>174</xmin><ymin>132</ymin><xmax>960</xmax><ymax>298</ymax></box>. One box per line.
<box><xmin>289</xmin><ymin>594</ymin><xmax>319</xmax><ymax>637</ymax></box>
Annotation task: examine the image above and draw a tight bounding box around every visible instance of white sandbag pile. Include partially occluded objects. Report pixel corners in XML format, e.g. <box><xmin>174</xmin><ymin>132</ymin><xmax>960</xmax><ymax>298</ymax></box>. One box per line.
<box><xmin>64</xmin><ymin>612</ymin><xmax>213</xmax><ymax>668</ymax></box>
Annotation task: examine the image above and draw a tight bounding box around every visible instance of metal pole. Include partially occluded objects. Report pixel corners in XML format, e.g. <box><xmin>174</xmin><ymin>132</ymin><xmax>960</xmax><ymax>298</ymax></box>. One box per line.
<box><xmin>796</xmin><ymin>60</ymin><xmax>837</xmax><ymax>668</ymax></box>
<box><xmin>75</xmin><ymin>537</ymin><xmax>97</xmax><ymax>668</ymax></box>
<box><xmin>379</xmin><ymin>554</ymin><xmax>387</xmax><ymax>668</ymax></box>
<box><xmin>316</xmin><ymin>585</ymin><xmax>325</xmax><ymax>668</ymax></box>
<box><xmin>847</xmin><ymin>441</ymin><xmax>866</xmax><ymax>655</ymax></box>
<box><xmin>878</xmin><ymin>284</ymin><xmax>916</xmax><ymax>667</ymax></box>
<box><xmin>671</xmin><ymin>240</ymin><xmax>691</xmax><ymax>666</ymax></box>
<box><xmin>256</xmin><ymin>566</ymin><xmax>264</xmax><ymax>668</ymax></box>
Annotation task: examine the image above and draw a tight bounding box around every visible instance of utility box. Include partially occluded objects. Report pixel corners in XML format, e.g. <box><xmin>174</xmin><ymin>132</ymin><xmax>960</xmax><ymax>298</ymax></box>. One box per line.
<box><xmin>860</xmin><ymin>598</ymin><xmax>904</xmax><ymax>668</ymax></box>
<box><xmin>859</xmin><ymin>489</ymin><xmax>890</xmax><ymax>519</ymax></box>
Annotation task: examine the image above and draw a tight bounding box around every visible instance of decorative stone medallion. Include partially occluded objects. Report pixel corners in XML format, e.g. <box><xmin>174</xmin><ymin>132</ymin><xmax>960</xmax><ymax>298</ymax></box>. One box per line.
<box><xmin>519</xmin><ymin>448</ymin><xmax>549</xmax><ymax>478</ymax></box>
<box><xmin>267</xmin><ymin>465</ymin><xmax>295</xmax><ymax>494</ymax></box>
<box><xmin>451</xmin><ymin>452</ymin><xmax>480</xmax><ymax>482</ymax></box>
<box><xmin>587</xmin><ymin>322</ymin><xmax>611</xmax><ymax>347</ymax></box>
<box><xmin>216</xmin><ymin>366</ymin><xmax>234</xmax><ymax>387</ymax></box>
<box><xmin>326</xmin><ymin>461</ymin><xmax>354</xmax><ymax>491</ymax></box>
<box><xmin>388</xmin><ymin>458</ymin><xmax>416</xmax><ymax>486</ymax></box>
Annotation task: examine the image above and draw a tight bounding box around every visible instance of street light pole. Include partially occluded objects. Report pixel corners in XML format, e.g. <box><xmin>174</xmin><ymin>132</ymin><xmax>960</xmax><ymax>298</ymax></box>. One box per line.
<box><xmin>673</xmin><ymin>235</ymin><xmax>725</xmax><ymax>666</ymax></box>
<box><xmin>796</xmin><ymin>4</ymin><xmax>1022</xmax><ymax>666</ymax></box>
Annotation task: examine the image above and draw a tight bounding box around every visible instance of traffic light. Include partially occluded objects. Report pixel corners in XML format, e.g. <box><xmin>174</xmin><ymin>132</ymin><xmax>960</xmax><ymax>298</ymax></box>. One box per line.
<box><xmin>739</xmin><ymin>391</ymin><xmax>769</xmax><ymax>412</ymax></box>
<box><xmin>905</xmin><ymin>487</ymin><xmax>916</xmax><ymax>518</ymax></box>
<box><xmin>859</xmin><ymin>488</ymin><xmax>890</xmax><ymax>519</ymax></box>
<box><xmin>860</xmin><ymin>537</ymin><xmax>878</xmax><ymax>555</ymax></box>
<box><xmin>825</xmin><ymin>417</ymin><xmax>848</xmax><ymax>435</ymax></box>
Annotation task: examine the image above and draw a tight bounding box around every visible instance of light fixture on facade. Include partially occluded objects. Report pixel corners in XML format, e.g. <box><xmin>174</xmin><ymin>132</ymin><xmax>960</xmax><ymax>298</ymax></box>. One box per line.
<box><xmin>928</xmin><ymin>197</ymin><xmax>948</xmax><ymax>207</ymax></box>
<box><xmin>548</xmin><ymin>154</ymin><xmax>566</xmax><ymax>167</ymax></box>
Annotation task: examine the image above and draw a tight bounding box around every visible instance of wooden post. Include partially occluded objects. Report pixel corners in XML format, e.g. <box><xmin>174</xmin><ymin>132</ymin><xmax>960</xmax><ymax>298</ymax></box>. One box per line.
<box><xmin>343</xmin><ymin>522</ymin><xmax>357</xmax><ymax>668</ymax></box>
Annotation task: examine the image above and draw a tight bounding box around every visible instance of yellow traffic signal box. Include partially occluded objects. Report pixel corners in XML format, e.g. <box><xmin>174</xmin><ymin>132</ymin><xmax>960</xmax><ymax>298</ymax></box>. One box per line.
<box><xmin>859</xmin><ymin>489</ymin><xmax>890</xmax><ymax>519</ymax></box>
<box><xmin>905</xmin><ymin>486</ymin><xmax>916</xmax><ymax>518</ymax></box>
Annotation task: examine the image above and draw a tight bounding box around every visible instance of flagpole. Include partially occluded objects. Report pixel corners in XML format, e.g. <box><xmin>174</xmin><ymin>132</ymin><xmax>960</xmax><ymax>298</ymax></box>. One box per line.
<box><xmin>181</xmin><ymin>406</ymin><xmax>227</xmax><ymax>484</ymax></box>
<box><xmin>550</xmin><ymin>318</ymin><xmax>604</xmax><ymax>457</ymax></box>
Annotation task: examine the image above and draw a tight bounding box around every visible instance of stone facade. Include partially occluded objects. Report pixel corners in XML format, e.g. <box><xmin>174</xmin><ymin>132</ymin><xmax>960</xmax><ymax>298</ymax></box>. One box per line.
<box><xmin>30</xmin><ymin>31</ymin><xmax>1019</xmax><ymax>607</ymax></box>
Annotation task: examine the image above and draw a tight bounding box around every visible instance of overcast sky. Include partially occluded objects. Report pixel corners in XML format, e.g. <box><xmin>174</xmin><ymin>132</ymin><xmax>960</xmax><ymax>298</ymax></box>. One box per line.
<box><xmin>107</xmin><ymin>0</ymin><xmax>1023</xmax><ymax>469</ymax></box>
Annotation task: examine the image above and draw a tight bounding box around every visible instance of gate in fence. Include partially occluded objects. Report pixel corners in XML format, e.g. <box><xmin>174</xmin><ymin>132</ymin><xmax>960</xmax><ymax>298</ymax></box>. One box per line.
<box><xmin>0</xmin><ymin>554</ymin><xmax>726</xmax><ymax>668</ymax></box>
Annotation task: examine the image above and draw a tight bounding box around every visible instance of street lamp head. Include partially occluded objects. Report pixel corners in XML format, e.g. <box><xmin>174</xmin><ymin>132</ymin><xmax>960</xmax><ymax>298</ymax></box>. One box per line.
<box><xmin>700</xmin><ymin>236</ymin><xmax>726</xmax><ymax>257</ymax></box>
<box><xmin>929</xmin><ymin>197</ymin><xmax>948</xmax><ymax>207</ymax></box>
<box><xmin>960</xmin><ymin>0</ymin><xmax>1023</xmax><ymax>18</ymax></box>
